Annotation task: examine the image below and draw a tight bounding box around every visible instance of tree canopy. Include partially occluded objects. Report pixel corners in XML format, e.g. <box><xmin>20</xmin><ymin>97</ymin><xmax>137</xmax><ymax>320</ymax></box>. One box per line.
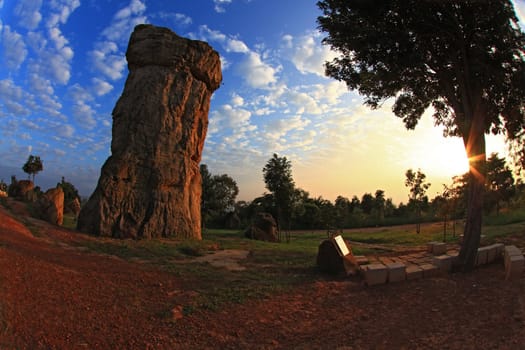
<box><xmin>200</xmin><ymin>164</ymin><xmax>239</xmax><ymax>228</ymax></box>
<box><xmin>22</xmin><ymin>155</ymin><xmax>43</xmax><ymax>182</ymax></box>
<box><xmin>263</xmin><ymin>154</ymin><xmax>296</xmax><ymax>230</ymax></box>
<box><xmin>317</xmin><ymin>0</ymin><xmax>525</xmax><ymax>270</ymax></box>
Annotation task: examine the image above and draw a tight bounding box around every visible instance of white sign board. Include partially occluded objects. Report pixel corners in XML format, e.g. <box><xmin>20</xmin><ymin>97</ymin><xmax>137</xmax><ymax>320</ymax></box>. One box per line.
<box><xmin>334</xmin><ymin>235</ymin><xmax>350</xmax><ymax>256</ymax></box>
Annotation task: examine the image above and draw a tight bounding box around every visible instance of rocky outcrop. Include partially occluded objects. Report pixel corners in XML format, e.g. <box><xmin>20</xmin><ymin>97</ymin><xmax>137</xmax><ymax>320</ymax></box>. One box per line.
<box><xmin>36</xmin><ymin>187</ymin><xmax>64</xmax><ymax>226</ymax></box>
<box><xmin>244</xmin><ymin>212</ymin><xmax>278</xmax><ymax>242</ymax></box>
<box><xmin>77</xmin><ymin>24</ymin><xmax>222</xmax><ymax>239</ymax></box>
<box><xmin>8</xmin><ymin>180</ymin><xmax>34</xmax><ymax>200</ymax></box>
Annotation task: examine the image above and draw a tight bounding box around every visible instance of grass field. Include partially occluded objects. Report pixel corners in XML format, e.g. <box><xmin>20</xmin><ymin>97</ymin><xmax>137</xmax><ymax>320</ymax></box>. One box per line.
<box><xmin>68</xmin><ymin>208</ymin><xmax>525</xmax><ymax>313</ymax></box>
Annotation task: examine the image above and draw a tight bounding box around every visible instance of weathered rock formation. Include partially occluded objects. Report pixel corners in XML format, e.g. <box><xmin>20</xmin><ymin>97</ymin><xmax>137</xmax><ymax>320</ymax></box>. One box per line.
<box><xmin>77</xmin><ymin>24</ymin><xmax>222</xmax><ymax>239</ymax></box>
<box><xmin>244</xmin><ymin>212</ymin><xmax>278</xmax><ymax>242</ymax></box>
<box><xmin>8</xmin><ymin>179</ymin><xmax>34</xmax><ymax>200</ymax></box>
<box><xmin>36</xmin><ymin>187</ymin><xmax>64</xmax><ymax>226</ymax></box>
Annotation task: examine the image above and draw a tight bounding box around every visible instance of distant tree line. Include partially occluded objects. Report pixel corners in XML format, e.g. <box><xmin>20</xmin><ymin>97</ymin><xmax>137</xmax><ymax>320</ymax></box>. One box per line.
<box><xmin>201</xmin><ymin>153</ymin><xmax>524</xmax><ymax>231</ymax></box>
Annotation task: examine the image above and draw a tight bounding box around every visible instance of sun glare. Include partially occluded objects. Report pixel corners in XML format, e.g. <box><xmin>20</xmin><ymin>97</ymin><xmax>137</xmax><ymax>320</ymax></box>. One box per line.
<box><xmin>409</xmin><ymin>137</ymin><xmax>470</xmax><ymax>179</ymax></box>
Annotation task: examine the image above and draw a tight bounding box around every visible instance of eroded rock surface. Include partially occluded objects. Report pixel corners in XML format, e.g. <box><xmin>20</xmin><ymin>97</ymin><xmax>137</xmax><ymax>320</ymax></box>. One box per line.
<box><xmin>77</xmin><ymin>24</ymin><xmax>221</xmax><ymax>239</ymax></box>
<box><xmin>36</xmin><ymin>187</ymin><xmax>64</xmax><ymax>226</ymax></box>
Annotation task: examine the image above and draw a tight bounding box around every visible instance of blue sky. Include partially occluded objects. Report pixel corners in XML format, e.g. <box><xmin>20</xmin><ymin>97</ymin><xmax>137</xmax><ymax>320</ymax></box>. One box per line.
<box><xmin>0</xmin><ymin>0</ymin><xmax>524</xmax><ymax>204</ymax></box>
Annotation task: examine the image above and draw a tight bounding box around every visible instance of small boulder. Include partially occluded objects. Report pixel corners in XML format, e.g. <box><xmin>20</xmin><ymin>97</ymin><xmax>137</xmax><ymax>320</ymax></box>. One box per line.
<box><xmin>244</xmin><ymin>212</ymin><xmax>278</xmax><ymax>242</ymax></box>
<box><xmin>36</xmin><ymin>187</ymin><xmax>64</xmax><ymax>225</ymax></box>
<box><xmin>317</xmin><ymin>237</ymin><xmax>358</xmax><ymax>275</ymax></box>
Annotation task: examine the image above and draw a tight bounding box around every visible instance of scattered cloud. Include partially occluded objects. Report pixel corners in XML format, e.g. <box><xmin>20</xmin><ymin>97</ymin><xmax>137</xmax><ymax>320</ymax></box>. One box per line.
<box><xmin>1</xmin><ymin>25</ymin><xmax>28</xmax><ymax>70</ymax></box>
<box><xmin>281</xmin><ymin>31</ymin><xmax>337</xmax><ymax>76</ymax></box>
<box><xmin>91</xmin><ymin>78</ymin><xmax>114</xmax><ymax>96</ymax></box>
<box><xmin>14</xmin><ymin>0</ymin><xmax>43</xmax><ymax>30</ymax></box>
<box><xmin>213</xmin><ymin>0</ymin><xmax>232</xmax><ymax>13</ymax></box>
<box><xmin>236</xmin><ymin>51</ymin><xmax>279</xmax><ymax>89</ymax></box>
<box><xmin>156</xmin><ymin>12</ymin><xmax>192</xmax><ymax>26</ymax></box>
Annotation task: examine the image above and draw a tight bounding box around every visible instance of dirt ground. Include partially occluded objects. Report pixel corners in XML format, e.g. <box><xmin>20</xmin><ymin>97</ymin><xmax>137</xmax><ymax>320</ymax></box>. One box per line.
<box><xmin>1</xmin><ymin>204</ymin><xmax>524</xmax><ymax>349</ymax></box>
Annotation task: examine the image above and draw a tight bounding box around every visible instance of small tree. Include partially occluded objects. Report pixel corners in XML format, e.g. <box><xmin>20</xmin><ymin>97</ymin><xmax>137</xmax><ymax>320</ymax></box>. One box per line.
<box><xmin>263</xmin><ymin>154</ymin><xmax>295</xmax><ymax>241</ymax></box>
<box><xmin>57</xmin><ymin>177</ymin><xmax>80</xmax><ymax>205</ymax></box>
<box><xmin>405</xmin><ymin>169</ymin><xmax>431</xmax><ymax>234</ymax></box>
<box><xmin>22</xmin><ymin>155</ymin><xmax>43</xmax><ymax>182</ymax></box>
<box><xmin>200</xmin><ymin>164</ymin><xmax>239</xmax><ymax>229</ymax></box>
<box><xmin>485</xmin><ymin>153</ymin><xmax>515</xmax><ymax>215</ymax></box>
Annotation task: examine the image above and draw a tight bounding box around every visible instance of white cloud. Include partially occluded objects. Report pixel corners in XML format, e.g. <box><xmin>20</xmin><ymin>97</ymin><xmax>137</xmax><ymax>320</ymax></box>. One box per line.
<box><xmin>89</xmin><ymin>41</ymin><xmax>127</xmax><ymax>80</ymax></box>
<box><xmin>231</xmin><ymin>93</ymin><xmax>244</xmax><ymax>107</ymax></box>
<box><xmin>0</xmin><ymin>79</ymin><xmax>31</xmax><ymax>116</ymax></box>
<box><xmin>264</xmin><ymin>115</ymin><xmax>311</xmax><ymax>141</ymax></box>
<box><xmin>46</xmin><ymin>0</ymin><xmax>80</xmax><ymax>28</ymax></box>
<box><xmin>157</xmin><ymin>12</ymin><xmax>192</xmax><ymax>26</ymax></box>
<box><xmin>14</xmin><ymin>0</ymin><xmax>43</xmax><ymax>30</ymax></box>
<box><xmin>236</xmin><ymin>51</ymin><xmax>279</xmax><ymax>89</ymax></box>
<box><xmin>55</xmin><ymin>124</ymin><xmax>75</xmax><ymax>138</ymax></box>
<box><xmin>90</xmin><ymin>0</ymin><xmax>147</xmax><ymax>81</ymax></box>
<box><xmin>72</xmin><ymin>101</ymin><xmax>97</xmax><ymax>130</ymax></box>
<box><xmin>281</xmin><ymin>31</ymin><xmax>337</xmax><ymax>76</ymax></box>
<box><xmin>1</xmin><ymin>25</ymin><xmax>28</xmax><ymax>70</ymax></box>
<box><xmin>91</xmin><ymin>78</ymin><xmax>114</xmax><ymax>96</ymax></box>
<box><xmin>101</xmin><ymin>0</ymin><xmax>147</xmax><ymax>42</ymax></box>
<box><xmin>226</xmin><ymin>38</ymin><xmax>249</xmax><ymax>53</ymax></box>
<box><xmin>214</xmin><ymin>0</ymin><xmax>232</xmax><ymax>13</ymax></box>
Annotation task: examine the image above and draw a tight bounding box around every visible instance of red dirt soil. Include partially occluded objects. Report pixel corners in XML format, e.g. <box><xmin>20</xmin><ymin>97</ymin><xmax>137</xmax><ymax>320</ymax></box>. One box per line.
<box><xmin>1</xmin><ymin>204</ymin><xmax>524</xmax><ymax>349</ymax></box>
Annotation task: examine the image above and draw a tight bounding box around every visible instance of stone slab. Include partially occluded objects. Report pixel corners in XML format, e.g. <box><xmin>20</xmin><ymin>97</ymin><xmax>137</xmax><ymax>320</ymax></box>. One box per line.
<box><xmin>420</xmin><ymin>263</ymin><xmax>440</xmax><ymax>278</ymax></box>
<box><xmin>363</xmin><ymin>263</ymin><xmax>388</xmax><ymax>286</ymax></box>
<box><xmin>504</xmin><ymin>246</ymin><xmax>523</xmax><ymax>270</ymax></box>
<box><xmin>406</xmin><ymin>265</ymin><xmax>423</xmax><ymax>280</ymax></box>
<box><xmin>505</xmin><ymin>254</ymin><xmax>525</xmax><ymax>280</ymax></box>
<box><xmin>476</xmin><ymin>246</ymin><xmax>490</xmax><ymax>266</ymax></box>
<box><xmin>433</xmin><ymin>255</ymin><xmax>456</xmax><ymax>272</ymax></box>
<box><xmin>486</xmin><ymin>243</ymin><xmax>504</xmax><ymax>263</ymax></box>
<box><xmin>427</xmin><ymin>242</ymin><xmax>447</xmax><ymax>255</ymax></box>
<box><xmin>386</xmin><ymin>262</ymin><xmax>406</xmax><ymax>283</ymax></box>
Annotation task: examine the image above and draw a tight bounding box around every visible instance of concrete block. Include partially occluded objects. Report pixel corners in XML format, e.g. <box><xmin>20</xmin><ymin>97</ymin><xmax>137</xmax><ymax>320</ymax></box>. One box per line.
<box><xmin>433</xmin><ymin>255</ymin><xmax>456</xmax><ymax>272</ymax></box>
<box><xmin>486</xmin><ymin>244</ymin><xmax>504</xmax><ymax>263</ymax></box>
<box><xmin>420</xmin><ymin>263</ymin><xmax>440</xmax><ymax>278</ymax></box>
<box><xmin>406</xmin><ymin>265</ymin><xmax>423</xmax><ymax>280</ymax></box>
<box><xmin>504</xmin><ymin>246</ymin><xmax>523</xmax><ymax>270</ymax></box>
<box><xmin>427</xmin><ymin>242</ymin><xmax>447</xmax><ymax>255</ymax></box>
<box><xmin>427</xmin><ymin>242</ymin><xmax>438</xmax><ymax>253</ymax></box>
<box><xmin>386</xmin><ymin>262</ymin><xmax>406</xmax><ymax>283</ymax></box>
<box><xmin>505</xmin><ymin>254</ymin><xmax>525</xmax><ymax>280</ymax></box>
<box><xmin>476</xmin><ymin>246</ymin><xmax>490</xmax><ymax>266</ymax></box>
<box><xmin>364</xmin><ymin>263</ymin><xmax>388</xmax><ymax>286</ymax></box>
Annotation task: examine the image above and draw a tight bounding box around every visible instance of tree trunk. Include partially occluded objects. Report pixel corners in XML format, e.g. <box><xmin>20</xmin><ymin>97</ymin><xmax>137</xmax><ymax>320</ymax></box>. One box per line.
<box><xmin>458</xmin><ymin>113</ymin><xmax>486</xmax><ymax>272</ymax></box>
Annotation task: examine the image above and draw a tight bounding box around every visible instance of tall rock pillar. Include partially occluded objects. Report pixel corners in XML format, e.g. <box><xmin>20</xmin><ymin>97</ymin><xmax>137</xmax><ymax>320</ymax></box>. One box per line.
<box><xmin>77</xmin><ymin>24</ymin><xmax>222</xmax><ymax>239</ymax></box>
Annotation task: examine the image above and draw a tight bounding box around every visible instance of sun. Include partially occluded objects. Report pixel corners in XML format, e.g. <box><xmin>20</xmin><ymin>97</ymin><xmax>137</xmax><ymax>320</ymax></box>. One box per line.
<box><xmin>407</xmin><ymin>136</ymin><xmax>470</xmax><ymax>179</ymax></box>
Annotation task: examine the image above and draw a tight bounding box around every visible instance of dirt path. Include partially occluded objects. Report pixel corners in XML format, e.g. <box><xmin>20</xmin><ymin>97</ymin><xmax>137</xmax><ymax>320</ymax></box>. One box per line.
<box><xmin>1</xmin><ymin>206</ymin><xmax>524</xmax><ymax>349</ymax></box>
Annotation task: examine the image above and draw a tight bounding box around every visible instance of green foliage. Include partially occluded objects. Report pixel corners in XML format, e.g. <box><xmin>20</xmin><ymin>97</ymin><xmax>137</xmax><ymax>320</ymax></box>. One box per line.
<box><xmin>57</xmin><ymin>176</ymin><xmax>80</xmax><ymax>204</ymax></box>
<box><xmin>200</xmin><ymin>164</ymin><xmax>239</xmax><ymax>228</ymax></box>
<box><xmin>0</xmin><ymin>179</ymin><xmax>6</xmax><ymax>192</ymax></box>
<box><xmin>22</xmin><ymin>155</ymin><xmax>43</xmax><ymax>181</ymax></box>
<box><xmin>263</xmin><ymin>154</ymin><xmax>296</xmax><ymax>229</ymax></box>
<box><xmin>485</xmin><ymin>153</ymin><xmax>515</xmax><ymax>214</ymax></box>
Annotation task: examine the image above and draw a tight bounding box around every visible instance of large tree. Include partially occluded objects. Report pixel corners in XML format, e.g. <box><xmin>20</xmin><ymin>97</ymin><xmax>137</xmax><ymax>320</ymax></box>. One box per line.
<box><xmin>318</xmin><ymin>0</ymin><xmax>525</xmax><ymax>271</ymax></box>
<box><xmin>263</xmin><ymin>154</ymin><xmax>296</xmax><ymax>233</ymax></box>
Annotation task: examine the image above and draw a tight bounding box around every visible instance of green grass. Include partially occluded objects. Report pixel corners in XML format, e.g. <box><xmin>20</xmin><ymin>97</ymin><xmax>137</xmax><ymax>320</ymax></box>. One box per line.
<box><xmin>64</xmin><ymin>211</ymin><xmax>525</xmax><ymax>313</ymax></box>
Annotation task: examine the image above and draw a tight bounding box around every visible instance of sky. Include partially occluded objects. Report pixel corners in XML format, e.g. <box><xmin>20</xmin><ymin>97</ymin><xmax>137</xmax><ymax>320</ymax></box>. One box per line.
<box><xmin>0</xmin><ymin>0</ymin><xmax>524</xmax><ymax>205</ymax></box>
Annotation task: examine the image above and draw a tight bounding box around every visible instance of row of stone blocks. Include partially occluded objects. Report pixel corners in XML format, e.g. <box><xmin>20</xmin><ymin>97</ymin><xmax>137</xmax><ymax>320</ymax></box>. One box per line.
<box><xmin>362</xmin><ymin>243</ymin><xmax>525</xmax><ymax>286</ymax></box>
<box><xmin>361</xmin><ymin>261</ymin><xmax>448</xmax><ymax>286</ymax></box>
